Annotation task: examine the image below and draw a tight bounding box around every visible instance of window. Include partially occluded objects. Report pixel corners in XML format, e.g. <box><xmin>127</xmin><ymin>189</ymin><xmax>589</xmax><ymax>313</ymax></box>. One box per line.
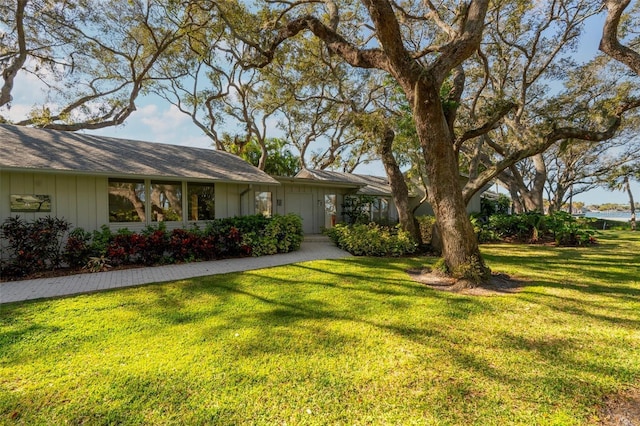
<box><xmin>150</xmin><ymin>181</ymin><xmax>182</xmax><ymax>222</ymax></box>
<box><xmin>370</xmin><ymin>198</ymin><xmax>390</xmax><ymax>223</ymax></box>
<box><xmin>188</xmin><ymin>183</ymin><xmax>215</xmax><ymax>220</ymax></box>
<box><xmin>371</xmin><ymin>198</ymin><xmax>381</xmax><ymax>221</ymax></box>
<box><xmin>109</xmin><ymin>179</ymin><xmax>146</xmax><ymax>222</ymax></box>
<box><xmin>324</xmin><ymin>194</ymin><xmax>337</xmax><ymax>228</ymax></box>
<box><xmin>379</xmin><ymin>198</ymin><xmax>389</xmax><ymax>222</ymax></box>
<box><xmin>255</xmin><ymin>191</ymin><xmax>272</xmax><ymax>217</ymax></box>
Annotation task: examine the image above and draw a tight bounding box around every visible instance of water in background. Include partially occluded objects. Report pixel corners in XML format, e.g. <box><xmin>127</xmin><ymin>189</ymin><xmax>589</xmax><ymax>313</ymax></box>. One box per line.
<box><xmin>584</xmin><ymin>211</ymin><xmax>634</xmax><ymax>222</ymax></box>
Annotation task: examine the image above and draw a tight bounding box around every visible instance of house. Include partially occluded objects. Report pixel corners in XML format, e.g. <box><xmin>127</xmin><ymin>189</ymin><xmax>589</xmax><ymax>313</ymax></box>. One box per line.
<box><xmin>0</xmin><ymin>124</ymin><xmax>485</xmax><ymax>239</ymax></box>
<box><xmin>0</xmin><ymin>124</ymin><xmax>278</xmax><ymax>234</ymax></box>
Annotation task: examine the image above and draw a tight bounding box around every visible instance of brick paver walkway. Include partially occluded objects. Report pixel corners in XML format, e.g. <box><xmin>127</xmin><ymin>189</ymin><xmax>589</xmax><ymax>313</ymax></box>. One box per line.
<box><xmin>0</xmin><ymin>238</ymin><xmax>351</xmax><ymax>304</ymax></box>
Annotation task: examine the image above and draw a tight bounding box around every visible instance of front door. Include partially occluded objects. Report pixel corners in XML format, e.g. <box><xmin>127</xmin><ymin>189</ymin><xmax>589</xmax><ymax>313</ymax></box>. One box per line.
<box><xmin>286</xmin><ymin>193</ymin><xmax>314</xmax><ymax>234</ymax></box>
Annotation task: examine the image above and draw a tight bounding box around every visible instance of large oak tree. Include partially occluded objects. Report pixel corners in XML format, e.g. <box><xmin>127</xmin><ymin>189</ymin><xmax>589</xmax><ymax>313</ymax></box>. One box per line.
<box><xmin>244</xmin><ymin>0</ymin><xmax>493</xmax><ymax>283</ymax></box>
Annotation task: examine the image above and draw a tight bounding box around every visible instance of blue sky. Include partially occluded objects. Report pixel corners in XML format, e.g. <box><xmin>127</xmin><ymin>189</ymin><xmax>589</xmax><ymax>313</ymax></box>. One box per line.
<box><xmin>3</xmin><ymin>8</ymin><xmax>639</xmax><ymax>207</ymax></box>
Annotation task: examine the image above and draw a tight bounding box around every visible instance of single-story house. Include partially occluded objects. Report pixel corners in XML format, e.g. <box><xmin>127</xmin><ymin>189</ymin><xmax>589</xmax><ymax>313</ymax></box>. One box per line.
<box><xmin>0</xmin><ymin>124</ymin><xmax>484</xmax><ymax>240</ymax></box>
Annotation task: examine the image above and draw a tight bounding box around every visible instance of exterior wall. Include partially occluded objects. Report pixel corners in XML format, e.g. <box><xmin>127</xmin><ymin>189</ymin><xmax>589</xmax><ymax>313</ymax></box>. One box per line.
<box><xmin>2</xmin><ymin>171</ymin><xmax>415</xmax><ymax>243</ymax></box>
<box><xmin>0</xmin><ymin>171</ymin><xmax>248</xmax><ymax>235</ymax></box>
<box><xmin>254</xmin><ymin>182</ymin><xmax>358</xmax><ymax>234</ymax></box>
<box><xmin>215</xmin><ymin>182</ymin><xmax>242</xmax><ymax>218</ymax></box>
<box><xmin>0</xmin><ymin>171</ymin><xmax>108</xmax><ymax>231</ymax></box>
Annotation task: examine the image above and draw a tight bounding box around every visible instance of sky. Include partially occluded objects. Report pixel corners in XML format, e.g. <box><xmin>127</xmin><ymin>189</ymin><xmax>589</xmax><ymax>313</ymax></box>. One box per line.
<box><xmin>2</xmin><ymin>6</ymin><xmax>639</xmax><ymax>207</ymax></box>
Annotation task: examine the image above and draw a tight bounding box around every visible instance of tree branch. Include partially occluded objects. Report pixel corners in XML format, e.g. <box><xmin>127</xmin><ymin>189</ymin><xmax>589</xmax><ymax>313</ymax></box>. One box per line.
<box><xmin>455</xmin><ymin>101</ymin><xmax>517</xmax><ymax>151</ymax></box>
<box><xmin>462</xmin><ymin>103</ymin><xmax>636</xmax><ymax>204</ymax></box>
<box><xmin>1</xmin><ymin>0</ymin><xmax>28</xmax><ymax>107</ymax></box>
<box><xmin>600</xmin><ymin>0</ymin><xmax>640</xmax><ymax>74</ymax></box>
<box><xmin>253</xmin><ymin>15</ymin><xmax>390</xmax><ymax>72</ymax></box>
<box><xmin>431</xmin><ymin>0</ymin><xmax>490</xmax><ymax>84</ymax></box>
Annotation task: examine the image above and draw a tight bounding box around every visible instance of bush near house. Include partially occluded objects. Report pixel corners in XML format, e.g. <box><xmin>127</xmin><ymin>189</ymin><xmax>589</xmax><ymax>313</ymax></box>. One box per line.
<box><xmin>325</xmin><ymin>223</ymin><xmax>417</xmax><ymax>256</ymax></box>
<box><xmin>0</xmin><ymin>214</ymin><xmax>303</xmax><ymax>279</ymax></box>
<box><xmin>0</xmin><ymin>216</ymin><xmax>70</xmax><ymax>277</ymax></box>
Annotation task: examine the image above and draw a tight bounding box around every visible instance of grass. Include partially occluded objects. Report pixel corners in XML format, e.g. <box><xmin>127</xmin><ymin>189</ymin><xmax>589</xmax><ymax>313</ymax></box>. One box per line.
<box><xmin>1</xmin><ymin>231</ymin><xmax>639</xmax><ymax>425</ymax></box>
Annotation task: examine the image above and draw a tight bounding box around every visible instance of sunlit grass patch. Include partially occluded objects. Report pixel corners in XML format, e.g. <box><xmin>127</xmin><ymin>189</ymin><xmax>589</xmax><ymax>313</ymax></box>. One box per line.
<box><xmin>1</xmin><ymin>231</ymin><xmax>639</xmax><ymax>424</ymax></box>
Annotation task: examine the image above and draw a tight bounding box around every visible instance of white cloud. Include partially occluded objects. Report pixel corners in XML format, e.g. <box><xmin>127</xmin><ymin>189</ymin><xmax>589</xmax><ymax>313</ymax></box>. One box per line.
<box><xmin>139</xmin><ymin>104</ymin><xmax>189</xmax><ymax>135</ymax></box>
<box><xmin>84</xmin><ymin>100</ymin><xmax>214</xmax><ymax>150</ymax></box>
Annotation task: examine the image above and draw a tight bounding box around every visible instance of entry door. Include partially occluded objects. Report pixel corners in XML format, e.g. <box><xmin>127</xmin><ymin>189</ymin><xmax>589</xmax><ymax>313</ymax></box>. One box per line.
<box><xmin>286</xmin><ymin>193</ymin><xmax>314</xmax><ymax>234</ymax></box>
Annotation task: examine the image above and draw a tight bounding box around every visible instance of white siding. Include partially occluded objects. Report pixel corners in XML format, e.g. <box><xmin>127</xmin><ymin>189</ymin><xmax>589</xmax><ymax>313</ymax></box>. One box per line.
<box><xmin>215</xmin><ymin>182</ymin><xmax>243</xmax><ymax>218</ymax></box>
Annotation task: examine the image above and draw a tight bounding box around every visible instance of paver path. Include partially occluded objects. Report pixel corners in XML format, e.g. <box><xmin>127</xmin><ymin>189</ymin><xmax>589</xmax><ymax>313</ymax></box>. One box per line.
<box><xmin>0</xmin><ymin>238</ymin><xmax>351</xmax><ymax>304</ymax></box>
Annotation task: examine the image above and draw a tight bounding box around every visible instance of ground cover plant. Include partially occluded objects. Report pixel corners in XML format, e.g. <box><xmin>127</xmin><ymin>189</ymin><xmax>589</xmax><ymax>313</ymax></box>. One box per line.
<box><xmin>1</xmin><ymin>231</ymin><xmax>639</xmax><ymax>424</ymax></box>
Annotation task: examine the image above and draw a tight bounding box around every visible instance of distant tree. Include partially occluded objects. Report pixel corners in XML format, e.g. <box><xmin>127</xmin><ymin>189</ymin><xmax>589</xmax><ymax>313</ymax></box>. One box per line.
<box><xmin>462</xmin><ymin>1</ymin><xmax>640</xmax><ymax>213</ymax></box>
<box><xmin>235</xmin><ymin>138</ymin><xmax>300</xmax><ymax>177</ymax></box>
<box><xmin>605</xmin><ymin>164</ymin><xmax>640</xmax><ymax>230</ymax></box>
<box><xmin>155</xmin><ymin>35</ymin><xmax>286</xmax><ymax>171</ymax></box>
<box><xmin>262</xmin><ymin>36</ymin><xmax>379</xmax><ymax>172</ymax></box>
<box><xmin>543</xmin><ymin>136</ymin><xmax>640</xmax><ymax>213</ymax></box>
<box><xmin>573</xmin><ymin>201</ymin><xmax>585</xmax><ymax>212</ymax></box>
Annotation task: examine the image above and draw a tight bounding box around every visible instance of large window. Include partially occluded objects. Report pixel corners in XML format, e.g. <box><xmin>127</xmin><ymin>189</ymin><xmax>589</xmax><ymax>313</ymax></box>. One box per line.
<box><xmin>150</xmin><ymin>181</ymin><xmax>182</xmax><ymax>222</ymax></box>
<box><xmin>109</xmin><ymin>179</ymin><xmax>146</xmax><ymax>222</ymax></box>
<box><xmin>255</xmin><ymin>191</ymin><xmax>272</xmax><ymax>217</ymax></box>
<box><xmin>188</xmin><ymin>183</ymin><xmax>215</xmax><ymax>221</ymax></box>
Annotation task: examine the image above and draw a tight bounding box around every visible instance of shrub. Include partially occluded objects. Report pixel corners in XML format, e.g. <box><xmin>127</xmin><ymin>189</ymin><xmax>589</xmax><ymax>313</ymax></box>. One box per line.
<box><xmin>2</xmin><ymin>214</ymin><xmax>304</xmax><ymax>278</ymax></box>
<box><xmin>242</xmin><ymin>214</ymin><xmax>304</xmax><ymax>257</ymax></box>
<box><xmin>90</xmin><ymin>225</ymin><xmax>114</xmax><ymax>257</ymax></box>
<box><xmin>168</xmin><ymin>224</ymin><xmax>218</xmax><ymax>261</ymax></box>
<box><xmin>474</xmin><ymin>211</ymin><xmax>597</xmax><ymax>246</ymax></box>
<box><xmin>1</xmin><ymin>216</ymin><xmax>71</xmax><ymax>277</ymax></box>
<box><xmin>547</xmin><ymin>211</ymin><xmax>596</xmax><ymax>246</ymax></box>
<box><xmin>203</xmin><ymin>216</ymin><xmax>274</xmax><ymax>257</ymax></box>
<box><xmin>480</xmin><ymin>194</ymin><xmax>511</xmax><ymax>216</ymax></box>
<box><xmin>470</xmin><ymin>215</ymin><xmax>500</xmax><ymax>243</ymax></box>
<box><xmin>64</xmin><ymin>228</ymin><xmax>94</xmax><ymax>268</ymax></box>
<box><xmin>342</xmin><ymin>195</ymin><xmax>377</xmax><ymax>224</ymax></box>
<box><xmin>325</xmin><ymin>223</ymin><xmax>417</xmax><ymax>256</ymax></box>
<box><xmin>140</xmin><ymin>224</ymin><xmax>170</xmax><ymax>265</ymax></box>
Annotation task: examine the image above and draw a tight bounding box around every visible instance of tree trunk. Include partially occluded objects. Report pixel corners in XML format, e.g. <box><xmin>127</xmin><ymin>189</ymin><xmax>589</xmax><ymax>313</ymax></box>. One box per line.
<box><xmin>499</xmin><ymin>160</ymin><xmax>545</xmax><ymax>213</ymax></box>
<box><xmin>624</xmin><ymin>176</ymin><xmax>637</xmax><ymax>231</ymax></box>
<box><xmin>378</xmin><ymin>127</ymin><xmax>419</xmax><ymax>241</ymax></box>
<box><xmin>520</xmin><ymin>154</ymin><xmax>546</xmax><ymax>212</ymax></box>
<box><xmin>549</xmin><ymin>184</ymin><xmax>566</xmax><ymax>214</ymax></box>
<box><xmin>411</xmin><ymin>81</ymin><xmax>489</xmax><ymax>283</ymax></box>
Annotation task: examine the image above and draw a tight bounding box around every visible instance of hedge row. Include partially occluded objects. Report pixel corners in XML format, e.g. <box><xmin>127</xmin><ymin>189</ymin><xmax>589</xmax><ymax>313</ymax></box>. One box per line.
<box><xmin>0</xmin><ymin>214</ymin><xmax>303</xmax><ymax>279</ymax></box>
<box><xmin>325</xmin><ymin>223</ymin><xmax>417</xmax><ymax>256</ymax></box>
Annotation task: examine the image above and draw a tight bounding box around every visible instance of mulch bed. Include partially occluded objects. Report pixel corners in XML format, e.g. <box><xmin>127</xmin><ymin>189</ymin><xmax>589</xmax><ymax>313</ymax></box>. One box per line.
<box><xmin>406</xmin><ymin>268</ymin><xmax>526</xmax><ymax>296</ymax></box>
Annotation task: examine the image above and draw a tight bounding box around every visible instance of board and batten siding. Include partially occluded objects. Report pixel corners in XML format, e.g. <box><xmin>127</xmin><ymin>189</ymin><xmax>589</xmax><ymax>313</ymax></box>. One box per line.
<box><xmin>0</xmin><ymin>171</ymin><xmax>108</xmax><ymax>231</ymax></box>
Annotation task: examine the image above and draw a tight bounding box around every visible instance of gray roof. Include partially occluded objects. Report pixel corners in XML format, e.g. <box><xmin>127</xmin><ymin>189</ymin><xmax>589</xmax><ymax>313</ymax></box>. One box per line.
<box><xmin>295</xmin><ymin>169</ymin><xmax>392</xmax><ymax>196</ymax></box>
<box><xmin>0</xmin><ymin>124</ymin><xmax>278</xmax><ymax>184</ymax></box>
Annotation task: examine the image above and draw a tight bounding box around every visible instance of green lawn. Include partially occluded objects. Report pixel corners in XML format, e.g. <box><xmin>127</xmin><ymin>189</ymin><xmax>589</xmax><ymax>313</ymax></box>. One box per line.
<box><xmin>1</xmin><ymin>231</ymin><xmax>639</xmax><ymax>425</ymax></box>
